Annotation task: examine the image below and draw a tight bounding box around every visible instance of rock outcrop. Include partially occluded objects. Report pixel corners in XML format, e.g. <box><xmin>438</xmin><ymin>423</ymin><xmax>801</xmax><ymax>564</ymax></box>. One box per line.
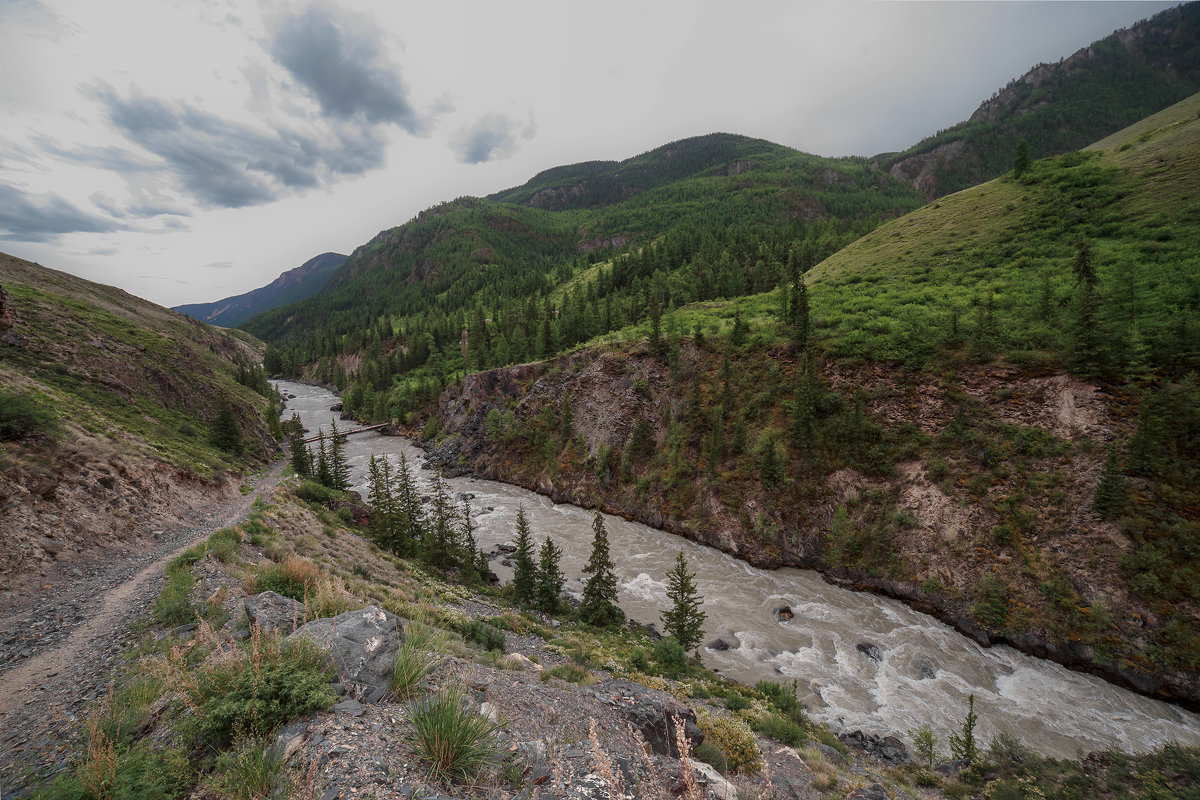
<box><xmin>288</xmin><ymin>605</ymin><xmax>402</xmax><ymax>703</ymax></box>
<box><xmin>244</xmin><ymin>591</ymin><xmax>307</xmax><ymax>637</ymax></box>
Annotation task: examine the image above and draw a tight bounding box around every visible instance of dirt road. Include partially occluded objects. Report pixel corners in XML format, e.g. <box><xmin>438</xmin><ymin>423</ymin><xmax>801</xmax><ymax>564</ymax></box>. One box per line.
<box><xmin>0</xmin><ymin>460</ymin><xmax>285</xmax><ymax>790</ymax></box>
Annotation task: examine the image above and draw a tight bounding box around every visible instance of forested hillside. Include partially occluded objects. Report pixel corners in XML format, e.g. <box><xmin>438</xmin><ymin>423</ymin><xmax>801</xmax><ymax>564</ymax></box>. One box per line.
<box><xmin>879</xmin><ymin>2</ymin><xmax>1200</xmax><ymax>197</ymax></box>
<box><xmin>244</xmin><ymin>132</ymin><xmax>925</xmax><ymax>408</ymax></box>
<box><xmin>415</xmin><ymin>95</ymin><xmax>1200</xmax><ymax>707</ymax></box>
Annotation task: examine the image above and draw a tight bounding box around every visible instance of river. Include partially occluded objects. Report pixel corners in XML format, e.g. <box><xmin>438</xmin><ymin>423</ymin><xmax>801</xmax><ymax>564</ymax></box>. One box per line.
<box><xmin>279</xmin><ymin>380</ymin><xmax>1200</xmax><ymax>759</ymax></box>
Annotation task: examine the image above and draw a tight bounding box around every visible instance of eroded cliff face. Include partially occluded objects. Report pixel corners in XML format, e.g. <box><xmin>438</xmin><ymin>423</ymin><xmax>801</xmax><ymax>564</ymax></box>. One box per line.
<box><xmin>421</xmin><ymin>345</ymin><xmax>1199</xmax><ymax>709</ymax></box>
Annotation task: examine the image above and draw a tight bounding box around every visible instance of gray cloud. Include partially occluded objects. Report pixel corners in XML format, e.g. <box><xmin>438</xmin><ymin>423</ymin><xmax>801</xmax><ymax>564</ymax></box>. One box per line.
<box><xmin>0</xmin><ymin>182</ymin><xmax>117</xmax><ymax>242</ymax></box>
<box><xmin>204</xmin><ymin>260</ymin><xmax>235</xmax><ymax>269</ymax></box>
<box><xmin>89</xmin><ymin>85</ymin><xmax>390</xmax><ymax>209</ymax></box>
<box><xmin>452</xmin><ymin>112</ymin><xmax>537</xmax><ymax>164</ymax></box>
<box><xmin>269</xmin><ymin>4</ymin><xmax>426</xmax><ymax>134</ymax></box>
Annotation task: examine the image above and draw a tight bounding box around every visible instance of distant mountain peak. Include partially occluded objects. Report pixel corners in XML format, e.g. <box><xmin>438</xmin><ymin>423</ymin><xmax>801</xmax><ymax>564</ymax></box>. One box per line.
<box><xmin>174</xmin><ymin>251</ymin><xmax>346</xmax><ymax>328</ymax></box>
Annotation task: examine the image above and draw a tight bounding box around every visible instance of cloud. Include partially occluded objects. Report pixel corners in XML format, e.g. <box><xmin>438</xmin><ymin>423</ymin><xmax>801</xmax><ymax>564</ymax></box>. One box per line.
<box><xmin>204</xmin><ymin>260</ymin><xmax>236</xmax><ymax>269</ymax></box>
<box><xmin>452</xmin><ymin>112</ymin><xmax>537</xmax><ymax>164</ymax></box>
<box><xmin>89</xmin><ymin>84</ymin><xmax>391</xmax><ymax>209</ymax></box>
<box><xmin>269</xmin><ymin>4</ymin><xmax>427</xmax><ymax>134</ymax></box>
<box><xmin>0</xmin><ymin>182</ymin><xmax>118</xmax><ymax>242</ymax></box>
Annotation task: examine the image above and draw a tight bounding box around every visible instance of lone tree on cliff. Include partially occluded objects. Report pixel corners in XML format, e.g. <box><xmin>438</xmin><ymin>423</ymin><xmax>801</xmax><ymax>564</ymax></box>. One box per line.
<box><xmin>579</xmin><ymin>511</ymin><xmax>623</xmax><ymax>627</ymax></box>
<box><xmin>661</xmin><ymin>550</ymin><xmax>706</xmax><ymax>653</ymax></box>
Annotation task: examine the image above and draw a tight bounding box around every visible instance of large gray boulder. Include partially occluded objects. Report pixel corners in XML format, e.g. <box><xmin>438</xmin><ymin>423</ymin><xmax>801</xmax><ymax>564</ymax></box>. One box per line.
<box><xmin>287</xmin><ymin>605</ymin><xmax>402</xmax><ymax>703</ymax></box>
<box><xmin>244</xmin><ymin>591</ymin><xmax>306</xmax><ymax>637</ymax></box>
<box><xmin>589</xmin><ymin>679</ymin><xmax>703</xmax><ymax>757</ymax></box>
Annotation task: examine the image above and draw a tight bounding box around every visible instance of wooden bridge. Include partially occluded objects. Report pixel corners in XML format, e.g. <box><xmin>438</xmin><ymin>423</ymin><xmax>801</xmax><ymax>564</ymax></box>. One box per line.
<box><xmin>302</xmin><ymin>423</ymin><xmax>389</xmax><ymax>443</ymax></box>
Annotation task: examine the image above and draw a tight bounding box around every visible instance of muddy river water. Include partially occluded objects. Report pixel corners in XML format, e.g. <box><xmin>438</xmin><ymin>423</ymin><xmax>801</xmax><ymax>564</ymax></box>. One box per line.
<box><xmin>279</xmin><ymin>380</ymin><xmax>1200</xmax><ymax>759</ymax></box>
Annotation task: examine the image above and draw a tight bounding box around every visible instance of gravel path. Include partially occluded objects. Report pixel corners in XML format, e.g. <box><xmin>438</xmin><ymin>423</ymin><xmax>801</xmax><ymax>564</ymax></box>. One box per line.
<box><xmin>0</xmin><ymin>460</ymin><xmax>285</xmax><ymax>791</ymax></box>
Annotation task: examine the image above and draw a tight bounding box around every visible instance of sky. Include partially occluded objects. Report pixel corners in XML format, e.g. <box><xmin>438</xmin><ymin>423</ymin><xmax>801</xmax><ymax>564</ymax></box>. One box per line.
<box><xmin>0</xmin><ymin>0</ymin><xmax>1179</xmax><ymax>308</ymax></box>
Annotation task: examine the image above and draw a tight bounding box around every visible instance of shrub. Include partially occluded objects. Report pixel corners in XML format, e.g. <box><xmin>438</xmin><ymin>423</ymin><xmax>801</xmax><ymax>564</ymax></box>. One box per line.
<box><xmin>252</xmin><ymin>556</ymin><xmax>319</xmax><ymax>601</ymax></box>
<box><xmin>652</xmin><ymin>637</ymin><xmax>688</xmax><ymax>675</ymax></box>
<box><xmin>210</xmin><ymin>736</ymin><xmax>287</xmax><ymax>800</ymax></box>
<box><xmin>693</xmin><ymin>740</ymin><xmax>729</xmax><ymax>774</ymax></box>
<box><xmin>303</xmin><ymin>574</ymin><xmax>361</xmax><ymax>620</ymax></box>
<box><xmin>207</xmin><ymin>528</ymin><xmax>242</xmax><ymax>563</ymax></box>
<box><xmin>540</xmin><ymin>664</ymin><xmax>594</xmax><ymax>685</ymax></box>
<box><xmin>293</xmin><ymin>480</ymin><xmax>335</xmax><ymax>505</ymax></box>
<box><xmin>153</xmin><ymin>564</ymin><xmax>196</xmax><ymax>627</ymax></box>
<box><xmin>408</xmin><ymin>683</ymin><xmax>500</xmax><ymax>783</ymax></box>
<box><xmin>696</xmin><ymin>709</ymin><xmax>761</xmax><ymax>775</ymax></box>
<box><xmin>756</xmin><ymin>679</ymin><xmax>804</xmax><ymax>723</ymax></box>
<box><xmin>752</xmin><ymin>712</ymin><xmax>805</xmax><ymax>746</ymax></box>
<box><xmin>176</xmin><ymin>630</ymin><xmax>335</xmax><ymax>744</ymax></box>
<box><xmin>0</xmin><ymin>390</ymin><xmax>58</xmax><ymax>441</ymax></box>
<box><xmin>460</xmin><ymin>620</ymin><xmax>505</xmax><ymax>652</ymax></box>
<box><xmin>392</xmin><ymin>622</ymin><xmax>446</xmax><ymax>699</ymax></box>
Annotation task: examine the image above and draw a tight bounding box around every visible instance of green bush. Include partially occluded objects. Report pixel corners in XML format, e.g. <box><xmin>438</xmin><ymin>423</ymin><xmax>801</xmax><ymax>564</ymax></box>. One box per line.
<box><xmin>153</xmin><ymin>565</ymin><xmax>196</xmax><ymax>627</ymax></box>
<box><xmin>294</xmin><ymin>479</ymin><xmax>335</xmax><ymax>505</ymax></box>
<box><xmin>207</xmin><ymin>528</ymin><xmax>242</xmax><ymax>563</ymax></box>
<box><xmin>752</xmin><ymin>712</ymin><xmax>805</xmax><ymax>746</ymax></box>
<box><xmin>408</xmin><ymin>683</ymin><xmax>500</xmax><ymax>783</ymax></box>
<box><xmin>460</xmin><ymin>620</ymin><xmax>505</xmax><ymax>652</ymax></box>
<box><xmin>252</xmin><ymin>556</ymin><xmax>319</xmax><ymax>601</ymax></box>
<box><xmin>108</xmin><ymin>745</ymin><xmax>193</xmax><ymax>800</ymax></box>
<box><xmin>0</xmin><ymin>390</ymin><xmax>58</xmax><ymax>441</ymax></box>
<box><xmin>540</xmin><ymin>663</ymin><xmax>594</xmax><ymax>685</ymax></box>
<box><xmin>210</xmin><ymin>737</ymin><xmax>287</xmax><ymax>800</ymax></box>
<box><xmin>693</xmin><ymin>740</ymin><xmax>729</xmax><ymax>774</ymax></box>
<box><xmin>696</xmin><ymin>709</ymin><xmax>761</xmax><ymax>775</ymax></box>
<box><xmin>652</xmin><ymin>637</ymin><xmax>688</xmax><ymax>675</ymax></box>
<box><xmin>186</xmin><ymin>634</ymin><xmax>336</xmax><ymax>744</ymax></box>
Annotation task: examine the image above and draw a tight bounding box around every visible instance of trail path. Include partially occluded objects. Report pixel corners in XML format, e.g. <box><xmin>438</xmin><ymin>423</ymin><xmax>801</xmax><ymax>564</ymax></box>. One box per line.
<box><xmin>0</xmin><ymin>460</ymin><xmax>285</xmax><ymax>790</ymax></box>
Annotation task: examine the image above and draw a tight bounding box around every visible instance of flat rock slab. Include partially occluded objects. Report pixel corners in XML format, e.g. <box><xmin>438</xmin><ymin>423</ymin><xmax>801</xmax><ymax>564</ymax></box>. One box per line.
<box><xmin>244</xmin><ymin>590</ymin><xmax>306</xmax><ymax>637</ymax></box>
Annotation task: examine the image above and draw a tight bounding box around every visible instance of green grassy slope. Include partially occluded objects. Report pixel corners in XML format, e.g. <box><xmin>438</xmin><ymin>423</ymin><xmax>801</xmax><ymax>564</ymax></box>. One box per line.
<box><xmin>810</xmin><ymin>91</ymin><xmax>1200</xmax><ymax>377</ymax></box>
<box><xmin>0</xmin><ymin>252</ymin><xmax>276</xmax><ymax>476</ymax></box>
<box><xmin>878</xmin><ymin>3</ymin><xmax>1200</xmax><ymax>197</ymax></box>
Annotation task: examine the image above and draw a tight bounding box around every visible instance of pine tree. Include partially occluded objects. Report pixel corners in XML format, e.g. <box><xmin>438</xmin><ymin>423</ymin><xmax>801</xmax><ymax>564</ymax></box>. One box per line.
<box><xmin>1093</xmin><ymin>442</ymin><xmax>1129</xmax><ymax>519</ymax></box>
<box><xmin>328</xmin><ymin>421</ymin><xmax>351</xmax><ymax>490</ymax></box>
<box><xmin>288</xmin><ymin>427</ymin><xmax>312</xmax><ymax>477</ymax></box>
<box><xmin>535</xmin><ymin>536</ymin><xmax>565</xmax><ymax>614</ymax></box>
<box><xmin>1072</xmin><ymin>237</ymin><xmax>1098</xmax><ymax>290</ymax></box>
<box><xmin>949</xmin><ymin>694</ymin><xmax>980</xmax><ymax>763</ymax></box>
<box><xmin>510</xmin><ymin>505</ymin><xmax>538</xmax><ymax>607</ymax></box>
<box><xmin>366</xmin><ymin>455</ymin><xmax>395</xmax><ymax>548</ymax></box>
<box><xmin>391</xmin><ymin>451</ymin><xmax>422</xmax><ymax>557</ymax></box>
<box><xmin>791</xmin><ymin>354</ymin><xmax>817</xmax><ymax>449</ymax></box>
<box><xmin>424</xmin><ymin>473</ymin><xmax>458</xmax><ymax>572</ymax></box>
<box><xmin>209</xmin><ymin>399</ymin><xmax>244</xmax><ymax>455</ymax></box>
<box><xmin>790</xmin><ymin>278</ymin><xmax>810</xmax><ymax>350</ymax></box>
<box><xmin>460</xmin><ymin>501</ymin><xmax>482</xmax><ymax>584</ymax></box>
<box><xmin>661</xmin><ymin>550</ymin><xmax>706</xmax><ymax>653</ymax></box>
<box><xmin>1012</xmin><ymin>139</ymin><xmax>1030</xmax><ymax>178</ymax></box>
<box><xmin>579</xmin><ymin>511</ymin><xmax>622</xmax><ymax>627</ymax></box>
<box><xmin>315</xmin><ymin>433</ymin><xmax>333</xmax><ymax>487</ymax></box>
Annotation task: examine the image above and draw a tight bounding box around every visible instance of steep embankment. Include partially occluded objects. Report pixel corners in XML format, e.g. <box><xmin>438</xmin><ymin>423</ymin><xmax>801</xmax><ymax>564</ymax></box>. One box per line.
<box><xmin>878</xmin><ymin>2</ymin><xmax>1200</xmax><ymax>197</ymax></box>
<box><xmin>0</xmin><ymin>252</ymin><xmax>277</xmax><ymax>604</ymax></box>
<box><xmin>419</xmin><ymin>98</ymin><xmax>1200</xmax><ymax>709</ymax></box>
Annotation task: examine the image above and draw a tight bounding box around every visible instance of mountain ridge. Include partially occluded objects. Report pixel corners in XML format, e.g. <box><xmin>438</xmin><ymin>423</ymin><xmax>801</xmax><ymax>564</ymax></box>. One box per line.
<box><xmin>174</xmin><ymin>251</ymin><xmax>346</xmax><ymax>328</ymax></box>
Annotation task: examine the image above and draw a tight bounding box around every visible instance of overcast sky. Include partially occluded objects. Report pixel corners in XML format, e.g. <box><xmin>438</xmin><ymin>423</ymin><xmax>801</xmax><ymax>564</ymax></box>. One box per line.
<box><xmin>0</xmin><ymin>0</ymin><xmax>1178</xmax><ymax>308</ymax></box>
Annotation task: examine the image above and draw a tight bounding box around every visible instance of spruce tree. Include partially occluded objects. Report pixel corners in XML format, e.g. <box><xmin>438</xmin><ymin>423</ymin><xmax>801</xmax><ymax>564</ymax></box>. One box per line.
<box><xmin>460</xmin><ymin>501</ymin><xmax>482</xmax><ymax>584</ymax></box>
<box><xmin>288</xmin><ymin>427</ymin><xmax>312</xmax><ymax>477</ymax></box>
<box><xmin>209</xmin><ymin>399</ymin><xmax>244</xmax><ymax>455</ymax></box>
<box><xmin>661</xmin><ymin>550</ymin><xmax>706</xmax><ymax>653</ymax></box>
<box><xmin>510</xmin><ymin>505</ymin><xmax>538</xmax><ymax>606</ymax></box>
<box><xmin>790</xmin><ymin>278</ymin><xmax>810</xmax><ymax>350</ymax></box>
<box><xmin>579</xmin><ymin>511</ymin><xmax>622</xmax><ymax>627</ymax></box>
<box><xmin>1093</xmin><ymin>442</ymin><xmax>1129</xmax><ymax>519</ymax></box>
<box><xmin>535</xmin><ymin>536</ymin><xmax>565</xmax><ymax>614</ymax></box>
<box><xmin>423</xmin><ymin>473</ymin><xmax>459</xmax><ymax>572</ymax></box>
<box><xmin>949</xmin><ymin>694</ymin><xmax>980</xmax><ymax>763</ymax></box>
<box><xmin>328</xmin><ymin>421</ymin><xmax>351</xmax><ymax>491</ymax></box>
<box><xmin>366</xmin><ymin>455</ymin><xmax>395</xmax><ymax>548</ymax></box>
<box><xmin>391</xmin><ymin>451</ymin><xmax>422</xmax><ymax>556</ymax></box>
<box><xmin>315</xmin><ymin>433</ymin><xmax>333</xmax><ymax>488</ymax></box>
<box><xmin>1012</xmin><ymin>139</ymin><xmax>1030</xmax><ymax>178</ymax></box>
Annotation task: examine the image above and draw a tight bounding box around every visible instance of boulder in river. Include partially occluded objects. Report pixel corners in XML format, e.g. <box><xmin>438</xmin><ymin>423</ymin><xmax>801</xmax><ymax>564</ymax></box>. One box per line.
<box><xmin>775</xmin><ymin>606</ymin><xmax>794</xmax><ymax>622</ymax></box>
<box><xmin>856</xmin><ymin>642</ymin><xmax>883</xmax><ymax>663</ymax></box>
<box><xmin>707</xmin><ymin>637</ymin><xmax>733</xmax><ymax>651</ymax></box>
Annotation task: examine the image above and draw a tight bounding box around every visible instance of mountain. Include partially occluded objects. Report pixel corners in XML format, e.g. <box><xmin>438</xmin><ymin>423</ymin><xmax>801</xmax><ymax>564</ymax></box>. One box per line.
<box><xmin>418</xmin><ymin>94</ymin><xmax>1200</xmax><ymax>708</ymax></box>
<box><xmin>243</xmin><ymin>132</ymin><xmax>925</xmax><ymax>375</ymax></box>
<box><xmin>0</xmin><ymin>252</ymin><xmax>277</xmax><ymax>596</ymax></box>
<box><xmin>879</xmin><ymin>2</ymin><xmax>1200</xmax><ymax>198</ymax></box>
<box><xmin>174</xmin><ymin>251</ymin><xmax>346</xmax><ymax>328</ymax></box>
